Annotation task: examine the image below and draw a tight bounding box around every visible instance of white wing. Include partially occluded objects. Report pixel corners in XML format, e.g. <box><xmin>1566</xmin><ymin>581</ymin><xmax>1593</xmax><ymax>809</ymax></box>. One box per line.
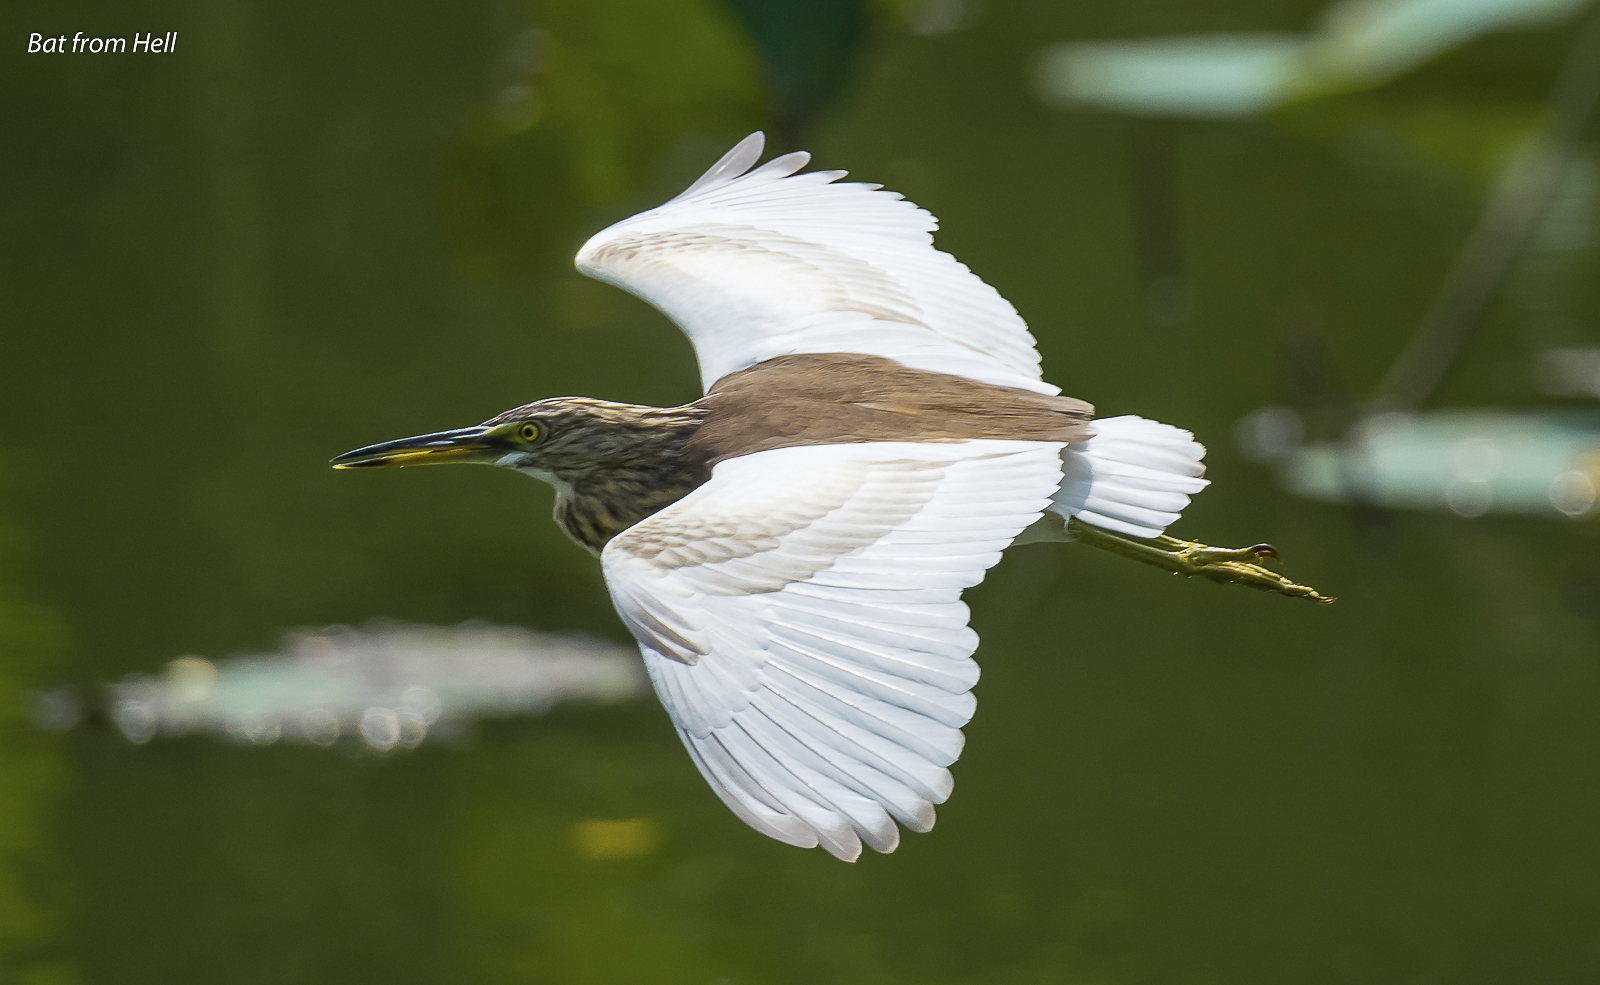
<box><xmin>600</xmin><ymin>440</ymin><xmax>1064</xmax><ymax>860</ymax></box>
<box><xmin>576</xmin><ymin>133</ymin><xmax>1056</xmax><ymax>396</ymax></box>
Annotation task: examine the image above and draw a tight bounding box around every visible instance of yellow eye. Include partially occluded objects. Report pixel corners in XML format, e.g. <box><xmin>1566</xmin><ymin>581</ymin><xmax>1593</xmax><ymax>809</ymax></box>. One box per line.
<box><xmin>517</xmin><ymin>422</ymin><xmax>541</xmax><ymax>443</ymax></box>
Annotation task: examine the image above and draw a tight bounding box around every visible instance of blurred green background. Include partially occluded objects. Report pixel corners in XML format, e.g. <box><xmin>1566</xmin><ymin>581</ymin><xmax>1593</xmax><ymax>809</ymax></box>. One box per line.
<box><xmin>4</xmin><ymin>0</ymin><xmax>1600</xmax><ymax>982</ymax></box>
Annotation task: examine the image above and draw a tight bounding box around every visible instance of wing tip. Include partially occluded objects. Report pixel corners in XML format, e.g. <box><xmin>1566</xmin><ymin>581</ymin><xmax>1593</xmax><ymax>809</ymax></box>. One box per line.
<box><xmin>751</xmin><ymin>149</ymin><xmax>813</xmax><ymax>181</ymax></box>
<box><xmin>822</xmin><ymin>834</ymin><xmax>864</xmax><ymax>862</ymax></box>
<box><xmin>678</xmin><ymin>131</ymin><xmax>768</xmax><ymax>198</ymax></box>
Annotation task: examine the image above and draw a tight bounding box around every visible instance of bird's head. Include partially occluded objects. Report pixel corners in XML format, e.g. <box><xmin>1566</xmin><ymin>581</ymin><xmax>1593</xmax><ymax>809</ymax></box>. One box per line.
<box><xmin>331</xmin><ymin>397</ymin><xmax>708</xmax><ymax>492</ymax></box>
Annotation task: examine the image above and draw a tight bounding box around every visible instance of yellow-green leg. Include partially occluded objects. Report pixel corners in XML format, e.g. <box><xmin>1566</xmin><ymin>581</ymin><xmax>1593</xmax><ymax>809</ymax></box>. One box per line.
<box><xmin>1066</xmin><ymin>517</ymin><xmax>1334</xmax><ymax>604</ymax></box>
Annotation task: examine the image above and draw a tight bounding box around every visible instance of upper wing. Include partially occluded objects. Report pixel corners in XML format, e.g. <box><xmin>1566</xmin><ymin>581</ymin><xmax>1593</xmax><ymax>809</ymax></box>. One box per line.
<box><xmin>600</xmin><ymin>439</ymin><xmax>1064</xmax><ymax>861</ymax></box>
<box><xmin>575</xmin><ymin>133</ymin><xmax>1056</xmax><ymax>396</ymax></box>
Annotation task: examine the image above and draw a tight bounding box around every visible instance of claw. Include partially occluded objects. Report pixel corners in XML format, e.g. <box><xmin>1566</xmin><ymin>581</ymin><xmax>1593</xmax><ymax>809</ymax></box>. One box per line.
<box><xmin>1066</xmin><ymin>518</ymin><xmax>1333</xmax><ymax>604</ymax></box>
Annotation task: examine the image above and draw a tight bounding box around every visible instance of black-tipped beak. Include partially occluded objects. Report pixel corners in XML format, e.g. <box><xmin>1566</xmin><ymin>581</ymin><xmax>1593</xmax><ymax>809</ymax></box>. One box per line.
<box><xmin>331</xmin><ymin>426</ymin><xmax>499</xmax><ymax>469</ymax></box>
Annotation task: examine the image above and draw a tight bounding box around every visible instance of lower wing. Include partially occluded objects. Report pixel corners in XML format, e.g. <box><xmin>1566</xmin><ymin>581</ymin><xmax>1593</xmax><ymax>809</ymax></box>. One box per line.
<box><xmin>600</xmin><ymin>439</ymin><xmax>1065</xmax><ymax>860</ymax></box>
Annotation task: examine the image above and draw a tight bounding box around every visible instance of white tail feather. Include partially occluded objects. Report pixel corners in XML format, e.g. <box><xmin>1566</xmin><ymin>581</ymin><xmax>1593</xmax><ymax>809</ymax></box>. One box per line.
<box><xmin>1049</xmin><ymin>416</ymin><xmax>1209</xmax><ymax>538</ymax></box>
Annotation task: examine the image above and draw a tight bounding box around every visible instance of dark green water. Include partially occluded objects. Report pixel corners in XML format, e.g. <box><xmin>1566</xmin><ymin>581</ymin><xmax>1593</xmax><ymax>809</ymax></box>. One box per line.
<box><xmin>5</xmin><ymin>0</ymin><xmax>1600</xmax><ymax>982</ymax></box>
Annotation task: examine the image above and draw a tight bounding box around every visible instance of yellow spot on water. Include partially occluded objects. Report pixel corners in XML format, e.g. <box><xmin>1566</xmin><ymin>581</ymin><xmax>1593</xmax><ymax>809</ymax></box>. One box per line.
<box><xmin>570</xmin><ymin>818</ymin><xmax>660</xmax><ymax>860</ymax></box>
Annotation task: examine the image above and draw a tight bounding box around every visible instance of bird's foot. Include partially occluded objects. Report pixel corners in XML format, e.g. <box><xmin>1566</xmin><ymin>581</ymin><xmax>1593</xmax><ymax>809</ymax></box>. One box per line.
<box><xmin>1065</xmin><ymin>517</ymin><xmax>1333</xmax><ymax>604</ymax></box>
<box><xmin>1174</xmin><ymin>542</ymin><xmax>1279</xmax><ymax>566</ymax></box>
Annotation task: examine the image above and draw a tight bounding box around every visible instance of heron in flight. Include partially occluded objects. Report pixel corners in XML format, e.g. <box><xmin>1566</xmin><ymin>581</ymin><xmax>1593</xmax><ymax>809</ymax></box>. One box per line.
<box><xmin>334</xmin><ymin>134</ymin><xmax>1328</xmax><ymax>861</ymax></box>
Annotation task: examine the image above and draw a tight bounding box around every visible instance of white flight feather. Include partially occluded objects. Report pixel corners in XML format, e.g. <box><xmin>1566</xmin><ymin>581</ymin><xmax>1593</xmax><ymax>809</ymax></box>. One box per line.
<box><xmin>575</xmin><ymin>132</ymin><xmax>1053</xmax><ymax>395</ymax></box>
<box><xmin>601</xmin><ymin>440</ymin><xmax>1063</xmax><ymax>860</ymax></box>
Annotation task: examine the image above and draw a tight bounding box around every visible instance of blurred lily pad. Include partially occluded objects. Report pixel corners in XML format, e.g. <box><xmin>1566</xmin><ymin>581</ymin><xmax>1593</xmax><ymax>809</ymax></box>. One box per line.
<box><xmin>1036</xmin><ymin>0</ymin><xmax>1592</xmax><ymax>118</ymax></box>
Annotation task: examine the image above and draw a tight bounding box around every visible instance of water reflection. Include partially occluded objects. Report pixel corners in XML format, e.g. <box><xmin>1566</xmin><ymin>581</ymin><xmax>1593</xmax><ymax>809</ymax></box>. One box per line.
<box><xmin>1037</xmin><ymin>0</ymin><xmax>1593</xmax><ymax>117</ymax></box>
<box><xmin>40</xmin><ymin>622</ymin><xmax>646</xmax><ymax>751</ymax></box>
<box><xmin>1277</xmin><ymin>410</ymin><xmax>1600</xmax><ymax>515</ymax></box>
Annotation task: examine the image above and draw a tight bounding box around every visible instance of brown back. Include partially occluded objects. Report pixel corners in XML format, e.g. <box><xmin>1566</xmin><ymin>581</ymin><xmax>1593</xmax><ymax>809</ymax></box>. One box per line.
<box><xmin>686</xmin><ymin>353</ymin><xmax>1093</xmax><ymax>467</ymax></box>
